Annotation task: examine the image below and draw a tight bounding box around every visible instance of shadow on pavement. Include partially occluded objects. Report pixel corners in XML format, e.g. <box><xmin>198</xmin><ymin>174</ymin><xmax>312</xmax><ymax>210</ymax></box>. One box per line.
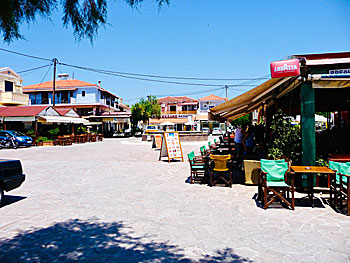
<box><xmin>0</xmin><ymin>218</ymin><xmax>252</xmax><ymax>263</ymax></box>
<box><xmin>0</xmin><ymin>195</ymin><xmax>27</xmax><ymax>208</ymax></box>
<box><xmin>252</xmin><ymin>193</ymin><xmax>326</xmax><ymax>209</ymax></box>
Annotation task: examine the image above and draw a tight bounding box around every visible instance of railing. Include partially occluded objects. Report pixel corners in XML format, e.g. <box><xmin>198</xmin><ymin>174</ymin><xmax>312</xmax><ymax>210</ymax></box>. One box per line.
<box><xmin>162</xmin><ymin>111</ymin><xmax>197</xmax><ymax>115</ymax></box>
<box><xmin>0</xmin><ymin>91</ymin><xmax>29</xmax><ymax>105</ymax></box>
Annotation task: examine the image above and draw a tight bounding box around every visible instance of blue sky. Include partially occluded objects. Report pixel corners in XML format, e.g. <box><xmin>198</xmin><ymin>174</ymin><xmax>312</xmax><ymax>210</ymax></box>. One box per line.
<box><xmin>1</xmin><ymin>0</ymin><xmax>349</xmax><ymax>104</ymax></box>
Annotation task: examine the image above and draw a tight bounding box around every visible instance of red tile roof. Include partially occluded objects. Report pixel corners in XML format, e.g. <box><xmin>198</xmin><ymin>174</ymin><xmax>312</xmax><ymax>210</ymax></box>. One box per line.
<box><xmin>0</xmin><ymin>106</ymin><xmax>49</xmax><ymax>116</ymax></box>
<box><xmin>55</xmin><ymin>108</ymin><xmax>72</xmax><ymax>116</ymax></box>
<box><xmin>199</xmin><ymin>94</ymin><xmax>226</xmax><ymax>101</ymax></box>
<box><xmin>158</xmin><ymin>96</ymin><xmax>198</xmax><ymax>103</ymax></box>
<box><xmin>23</xmin><ymin>79</ymin><xmax>96</xmax><ymax>91</ymax></box>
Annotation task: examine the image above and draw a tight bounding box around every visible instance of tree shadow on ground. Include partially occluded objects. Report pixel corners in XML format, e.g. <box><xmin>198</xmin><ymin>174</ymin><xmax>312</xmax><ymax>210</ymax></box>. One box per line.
<box><xmin>0</xmin><ymin>219</ymin><xmax>252</xmax><ymax>263</ymax></box>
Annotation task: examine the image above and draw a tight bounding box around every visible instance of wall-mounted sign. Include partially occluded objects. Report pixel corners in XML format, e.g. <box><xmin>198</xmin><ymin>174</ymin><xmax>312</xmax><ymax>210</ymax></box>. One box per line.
<box><xmin>329</xmin><ymin>69</ymin><xmax>350</xmax><ymax>75</ymax></box>
<box><xmin>270</xmin><ymin>59</ymin><xmax>300</xmax><ymax>78</ymax></box>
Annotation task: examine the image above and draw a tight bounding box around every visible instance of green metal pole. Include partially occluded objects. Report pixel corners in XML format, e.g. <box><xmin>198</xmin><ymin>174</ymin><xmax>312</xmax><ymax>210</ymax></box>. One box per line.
<box><xmin>300</xmin><ymin>81</ymin><xmax>316</xmax><ymax>186</ymax></box>
<box><xmin>300</xmin><ymin>81</ymin><xmax>316</xmax><ymax>166</ymax></box>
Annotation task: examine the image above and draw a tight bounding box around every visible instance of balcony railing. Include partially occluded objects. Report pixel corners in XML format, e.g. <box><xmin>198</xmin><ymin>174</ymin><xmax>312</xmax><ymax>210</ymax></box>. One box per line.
<box><xmin>162</xmin><ymin>111</ymin><xmax>197</xmax><ymax>115</ymax></box>
<box><xmin>0</xmin><ymin>91</ymin><xmax>29</xmax><ymax>105</ymax></box>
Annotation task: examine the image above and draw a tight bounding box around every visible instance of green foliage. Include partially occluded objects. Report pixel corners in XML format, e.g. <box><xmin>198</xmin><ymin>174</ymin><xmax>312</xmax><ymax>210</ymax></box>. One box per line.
<box><xmin>267</xmin><ymin>109</ymin><xmax>301</xmax><ymax>162</ymax></box>
<box><xmin>316</xmin><ymin>156</ymin><xmax>327</xmax><ymax>167</ymax></box>
<box><xmin>48</xmin><ymin>128</ymin><xmax>60</xmax><ymax>135</ymax></box>
<box><xmin>131</xmin><ymin>96</ymin><xmax>160</xmax><ymax>128</ymax></box>
<box><xmin>230</xmin><ymin>114</ymin><xmax>251</xmax><ymax>126</ymax></box>
<box><xmin>26</xmin><ymin>129</ymin><xmax>35</xmax><ymax>135</ymax></box>
<box><xmin>0</xmin><ymin>0</ymin><xmax>169</xmax><ymax>43</ymax></box>
<box><xmin>36</xmin><ymin>136</ymin><xmax>49</xmax><ymax>142</ymax></box>
<box><xmin>77</xmin><ymin>126</ymin><xmax>87</xmax><ymax>134</ymax></box>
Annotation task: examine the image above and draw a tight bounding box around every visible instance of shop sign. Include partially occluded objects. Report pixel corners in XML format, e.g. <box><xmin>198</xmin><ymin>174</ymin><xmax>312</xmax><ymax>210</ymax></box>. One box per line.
<box><xmin>270</xmin><ymin>59</ymin><xmax>300</xmax><ymax>78</ymax></box>
<box><xmin>329</xmin><ymin>69</ymin><xmax>350</xmax><ymax>75</ymax></box>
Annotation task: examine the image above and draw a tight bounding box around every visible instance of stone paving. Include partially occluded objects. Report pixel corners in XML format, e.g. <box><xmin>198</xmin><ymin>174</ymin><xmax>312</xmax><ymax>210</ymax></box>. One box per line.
<box><xmin>0</xmin><ymin>137</ymin><xmax>350</xmax><ymax>262</ymax></box>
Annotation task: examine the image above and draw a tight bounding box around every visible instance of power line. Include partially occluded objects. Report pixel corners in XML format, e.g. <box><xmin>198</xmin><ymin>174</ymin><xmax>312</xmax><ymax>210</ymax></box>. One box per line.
<box><xmin>124</xmin><ymin>87</ymin><xmax>227</xmax><ymax>102</ymax></box>
<box><xmin>17</xmin><ymin>64</ymin><xmax>51</xmax><ymax>74</ymax></box>
<box><xmin>0</xmin><ymin>47</ymin><xmax>52</xmax><ymax>62</ymax></box>
<box><xmin>59</xmin><ymin>62</ymin><xmax>259</xmax><ymax>88</ymax></box>
<box><xmin>58</xmin><ymin>62</ymin><xmax>268</xmax><ymax>81</ymax></box>
<box><xmin>0</xmin><ymin>47</ymin><xmax>269</xmax><ymax>82</ymax></box>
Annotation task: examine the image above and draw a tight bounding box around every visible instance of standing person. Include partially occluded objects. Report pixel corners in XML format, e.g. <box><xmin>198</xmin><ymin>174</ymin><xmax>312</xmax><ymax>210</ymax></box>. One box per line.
<box><xmin>234</xmin><ymin>125</ymin><xmax>246</xmax><ymax>162</ymax></box>
<box><xmin>243</xmin><ymin>125</ymin><xmax>255</xmax><ymax>156</ymax></box>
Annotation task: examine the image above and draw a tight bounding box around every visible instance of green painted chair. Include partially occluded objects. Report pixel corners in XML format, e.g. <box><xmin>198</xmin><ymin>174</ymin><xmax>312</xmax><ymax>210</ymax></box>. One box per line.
<box><xmin>208</xmin><ymin>141</ymin><xmax>216</xmax><ymax>150</ymax></box>
<box><xmin>337</xmin><ymin>162</ymin><xmax>350</xmax><ymax>216</ymax></box>
<box><xmin>329</xmin><ymin>161</ymin><xmax>342</xmax><ymax>207</ymax></box>
<box><xmin>259</xmin><ymin>159</ymin><xmax>294</xmax><ymax>210</ymax></box>
<box><xmin>200</xmin><ymin>145</ymin><xmax>210</xmax><ymax>157</ymax></box>
<box><xmin>187</xmin><ymin>151</ymin><xmax>206</xmax><ymax>184</ymax></box>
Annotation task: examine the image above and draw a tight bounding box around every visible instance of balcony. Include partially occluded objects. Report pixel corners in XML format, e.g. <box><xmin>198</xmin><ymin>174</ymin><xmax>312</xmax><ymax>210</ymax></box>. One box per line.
<box><xmin>0</xmin><ymin>91</ymin><xmax>29</xmax><ymax>106</ymax></box>
<box><xmin>161</xmin><ymin>111</ymin><xmax>197</xmax><ymax>115</ymax></box>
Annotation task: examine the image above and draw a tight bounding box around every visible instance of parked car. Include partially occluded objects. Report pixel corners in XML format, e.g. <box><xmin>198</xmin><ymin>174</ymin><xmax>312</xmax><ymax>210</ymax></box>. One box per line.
<box><xmin>113</xmin><ymin>128</ymin><xmax>132</xmax><ymax>138</ymax></box>
<box><xmin>202</xmin><ymin>128</ymin><xmax>210</xmax><ymax>134</ymax></box>
<box><xmin>145</xmin><ymin>125</ymin><xmax>158</xmax><ymax>134</ymax></box>
<box><xmin>211</xmin><ymin>127</ymin><xmax>223</xmax><ymax>136</ymax></box>
<box><xmin>0</xmin><ymin>130</ymin><xmax>33</xmax><ymax>147</ymax></box>
<box><xmin>0</xmin><ymin>159</ymin><xmax>25</xmax><ymax>206</ymax></box>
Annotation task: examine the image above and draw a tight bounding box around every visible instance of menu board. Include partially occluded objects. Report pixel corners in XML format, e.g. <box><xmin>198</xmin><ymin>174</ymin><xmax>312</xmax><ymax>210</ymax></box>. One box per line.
<box><xmin>159</xmin><ymin>132</ymin><xmax>184</xmax><ymax>162</ymax></box>
<box><xmin>152</xmin><ymin>134</ymin><xmax>162</xmax><ymax>150</ymax></box>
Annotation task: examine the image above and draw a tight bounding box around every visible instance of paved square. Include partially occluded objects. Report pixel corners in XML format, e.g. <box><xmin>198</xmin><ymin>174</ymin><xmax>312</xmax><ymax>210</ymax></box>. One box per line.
<box><xmin>0</xmin><ymin>138</ymin><xmax>349</xmax><ymax>262</ymax></box>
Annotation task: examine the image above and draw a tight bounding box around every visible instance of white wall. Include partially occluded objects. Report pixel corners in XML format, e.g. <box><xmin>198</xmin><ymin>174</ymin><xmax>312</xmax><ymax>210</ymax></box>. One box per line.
<box><xmin>75</xmin><ymin>87</ymin><xmax>99</xmax><ymax>104</ymax></box>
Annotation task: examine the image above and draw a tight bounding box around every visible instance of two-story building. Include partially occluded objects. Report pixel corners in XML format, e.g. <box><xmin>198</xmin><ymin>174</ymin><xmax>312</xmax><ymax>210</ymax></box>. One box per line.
<box><xmin>149</xmin><ymin>96</ymin><xmax>198</xmax><ymax>131</ymax></box>
<box><xmin>196</xmin><ymin>95</ymin><xmax>227</xmax><ymax>130</ymax></box>
<box><xmin>0</xmin><ymin>67</ymin><xmax>29</xmax><ymax>106</ymax></box>
<box><xmin>23</xmin><ymin>75</ymin><xmax>119</xmax><ymax>117</ymax></box>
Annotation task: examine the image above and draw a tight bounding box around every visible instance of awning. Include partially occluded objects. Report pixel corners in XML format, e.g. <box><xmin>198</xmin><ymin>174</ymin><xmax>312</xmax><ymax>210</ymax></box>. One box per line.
<box><xmin>149</xmin><ymin>118</ymin><xmax>188</xmax><ymax>124</ymax></box>
<box><xmin>160</xmin><ymin>121</ymin><xmax>175</xmax><ymax>126</ymax></box>
<box><xmin>312</xmin><ymin>80</ymin><xmax>350</xmax><ymax>89</ymax></box>
<box><xmin>3</xmin><ymin>116</ymin><xmax>36</xmax><ymax>122</ymax></box>
<box><xmin>38</xmin><ymin>116</ymin><xmax>88</xmax><ymax>124</ymax></box>
<box><xmin>210</xmin><ymin>77</ymin><xmax>300</xmax><ymax>120</ymax></box>
<box><xmin>83</xmin><ymin>122</ymin><xmax>102</xmax><ymax>125</ymax></box>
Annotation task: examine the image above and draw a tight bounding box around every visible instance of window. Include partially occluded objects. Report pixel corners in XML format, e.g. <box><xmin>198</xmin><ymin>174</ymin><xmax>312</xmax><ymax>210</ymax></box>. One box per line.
<box><xmin>82</xmin><ymin>91</ymin><xmax>85</xmax><ymax>97</ymax></box>
<box><xmin>5</xmin><ymin>81</ymin><xmax>13</xmax><ymax>92</ymax></box>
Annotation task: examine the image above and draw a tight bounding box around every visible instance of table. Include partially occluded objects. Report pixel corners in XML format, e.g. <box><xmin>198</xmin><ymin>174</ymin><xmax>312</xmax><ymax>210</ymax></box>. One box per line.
<box><xmin>291</xmin><ymin>166</ymin><xmax>335</xmax><ymax>208</ymax></box>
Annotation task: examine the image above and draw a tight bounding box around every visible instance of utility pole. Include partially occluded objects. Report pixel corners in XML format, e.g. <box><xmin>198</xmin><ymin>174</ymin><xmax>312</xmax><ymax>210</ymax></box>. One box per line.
<box><xmin>52</xmin><ymin>58</ymin><xmax>58</xmax><ymax>107</ymax></box>
<box><xmin>225</xmin><ymin>85</ymin><xmax>228</xmax><ymax>98</ymax></box>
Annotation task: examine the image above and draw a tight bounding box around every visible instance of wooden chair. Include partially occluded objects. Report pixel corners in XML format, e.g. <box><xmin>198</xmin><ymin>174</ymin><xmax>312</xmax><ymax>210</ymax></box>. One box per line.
<box><xmin>259</xmin><ymin>159</ymin><xmax>294</xmax><ymax>210</ymax></box>
<box><xmin>209</xmin><ymin>154</ymin><xmax>232</xmax><ymax>187</ymax></box>
<box><xmin>187</xmin><ymin>151</ymin><xmax>206</xmax><ymax>184</ymax></box>
<box><xmin>337</xmin><ymin>163</ymin><xmax>350</xmax><ymax>216</ymax></box>
<box><xmin>56</xmin><ymin>136</ymin><xmax>65</xmax><ymax>146</ymax></box>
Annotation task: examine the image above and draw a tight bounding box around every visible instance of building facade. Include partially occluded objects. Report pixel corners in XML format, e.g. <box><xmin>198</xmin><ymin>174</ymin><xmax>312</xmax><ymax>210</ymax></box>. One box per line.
<box><xmin>0</xmin><ymin>67</ymin><xmax>29</xmax><ymax>106</ymax></box>
<box><xmin>158</xmin><ymin>96</ymin><xmax>198</xmax><ymax>119</ymax></box>
<box><xmin>23</xmin><ymin>76</ymin><xmax>120</xmax><ymax>117</ymax></box>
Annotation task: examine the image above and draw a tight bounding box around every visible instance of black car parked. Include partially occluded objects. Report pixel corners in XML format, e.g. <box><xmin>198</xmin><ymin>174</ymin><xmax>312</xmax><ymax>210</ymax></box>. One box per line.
<box><xmin>0</xmin><ymin>159</ymin><xmax>25</xmax><ymax>206</ymax></box>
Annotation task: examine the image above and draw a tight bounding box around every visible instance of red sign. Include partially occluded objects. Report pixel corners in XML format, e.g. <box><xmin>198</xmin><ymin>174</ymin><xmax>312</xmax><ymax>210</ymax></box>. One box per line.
<box><xmin>270</xmin><ymin>59</ymin><xmax>300</xmax><ymax>78</ymax></box>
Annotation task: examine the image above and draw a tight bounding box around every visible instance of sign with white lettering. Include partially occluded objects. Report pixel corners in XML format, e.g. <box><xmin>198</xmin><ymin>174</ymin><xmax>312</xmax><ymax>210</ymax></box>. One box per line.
<box><xmin>270</xmin><ymin>59</ymin><xmax>300</xmax><ymax>78</ymax></box>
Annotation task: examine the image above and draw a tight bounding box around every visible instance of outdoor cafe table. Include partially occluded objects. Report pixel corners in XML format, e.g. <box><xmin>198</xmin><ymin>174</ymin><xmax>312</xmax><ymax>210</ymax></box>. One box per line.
<box><xmin>291</xmin><ymin>166</ymin><xmax>335</xmax><ymax>208</ymax></box>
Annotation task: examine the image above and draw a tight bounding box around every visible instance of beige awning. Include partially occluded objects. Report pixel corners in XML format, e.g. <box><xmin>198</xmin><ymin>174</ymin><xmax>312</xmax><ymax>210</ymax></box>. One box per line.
<box><xmin>210</xmin><ymin>77</ymin><xmax>300</xmax><ymax>121</ymax></box>
<box><xmin>312</xmin><ymin>80</ymin><xmax>350</xmax><ymax>89</ymax></box>
<box><xmin>38</xmin><ymin>116</ymin><xmax>88</xmax><ymax>124</ymax></box>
